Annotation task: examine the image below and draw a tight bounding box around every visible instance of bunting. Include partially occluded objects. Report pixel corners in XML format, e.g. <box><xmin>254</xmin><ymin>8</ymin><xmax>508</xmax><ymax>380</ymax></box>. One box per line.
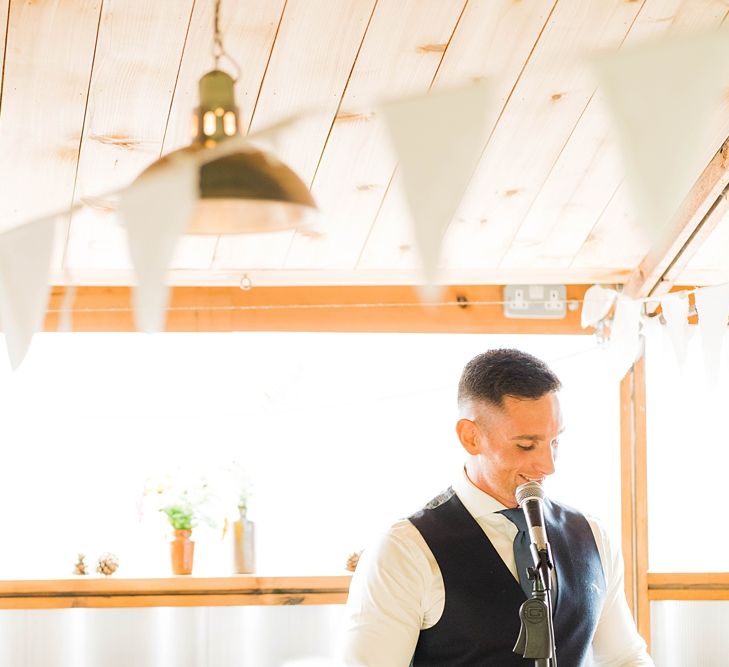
<box><xmin>382</xmin><ymin>80</ymin><xmax>492</xmax><ymax>291</ymax></box>
<box><xmin>0</xmin><ymin>218</ymin><xmax>55</xmax><ymax>369</ymax></box>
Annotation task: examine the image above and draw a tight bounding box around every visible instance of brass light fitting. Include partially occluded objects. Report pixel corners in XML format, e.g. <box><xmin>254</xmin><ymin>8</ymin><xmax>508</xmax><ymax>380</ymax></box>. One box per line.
<box><xmin>140</xmin><ymin>4</ymin><xmax>316</xmax><ymax>234</ymax></box>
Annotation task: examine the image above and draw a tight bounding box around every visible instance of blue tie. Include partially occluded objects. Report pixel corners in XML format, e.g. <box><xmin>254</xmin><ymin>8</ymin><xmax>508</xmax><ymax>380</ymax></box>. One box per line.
<box><xmin>499</xmin><ymin>508</ymin><xmax>534</xmax><ymax>597</ymax></box>
<box><xmin>499</xmin><ymin>508</ymin><xmax>559</xmax><ymax>609</ymax></box>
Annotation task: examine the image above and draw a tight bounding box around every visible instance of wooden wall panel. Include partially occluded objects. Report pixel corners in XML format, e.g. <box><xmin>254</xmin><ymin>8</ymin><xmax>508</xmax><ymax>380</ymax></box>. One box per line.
<box><xmin>62</xmin><ymin>2</ymin><xmax>195</xmax><ymax>274</ymax></box>
<box><xmin>431</xmin><ymin>0</ymin><xmax>644</xmax><ymax>272</ymax></box>
<box><xmin>162</xmin><ymin>0</ymin><xmax>286</xmax><ymax>155</ymax></box>
<box><xmin>0</xmin><ymin>1</ymin><xmax>101</xmax><ymax>229</ymax></box>
<box><xmin>284</xmin><ymin>0</ymin><xmax>467</xmax><ymax>271</ymax></box>
<box><xmin>162</xmin><ymin>0</ymin><xmax>286</xmax><ymax>273</ymax></box>
<box><xmin>212</xmin><ymin>0</ymin><xmax>377</xmax><ymax>272</ymax></box>
<box><xmin>499</xmin><ymin>0</ymin><xmax>692</xmax><ymax>272</ymax></box>
<box><xmin>572</xmin><ymin>3</ymin><xmax>729</xmax><ymax>272</ymax></box>
<box><xmin>4</xmin><ymin>1</ymin><xmax>729</xmax><ymax>288</ymax></box>
<box><xmin>357</xmin><ymin>0</ymin><xmax>557</xmax><ymax>272</ymax></box>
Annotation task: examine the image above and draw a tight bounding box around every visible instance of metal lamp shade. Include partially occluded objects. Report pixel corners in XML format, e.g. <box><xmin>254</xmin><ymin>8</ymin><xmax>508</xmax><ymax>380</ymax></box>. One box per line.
<box><xmin>140</xmin><ymin>143</ymin><xmax>317</xmax><ymax>235</ymax></box>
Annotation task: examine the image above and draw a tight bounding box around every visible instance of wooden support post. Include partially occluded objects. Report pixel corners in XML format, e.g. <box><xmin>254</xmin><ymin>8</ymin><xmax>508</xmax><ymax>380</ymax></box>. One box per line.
<box><xmin>620</xmin><ymin>345</ymin><xmax>650</xmax><ymax>647</ymax></box>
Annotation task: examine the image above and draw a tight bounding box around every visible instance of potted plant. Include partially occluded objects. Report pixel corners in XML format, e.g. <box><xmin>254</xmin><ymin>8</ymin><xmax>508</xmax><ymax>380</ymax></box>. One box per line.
<box><xmin>161</xmin><ymin>494</ymin><xmax>197</xmax><ymax>575</ymax></box>
<box><xmin>143</xmin><ymin>472</ymin><xmax>219</xmax><ymax>576</ymax></box>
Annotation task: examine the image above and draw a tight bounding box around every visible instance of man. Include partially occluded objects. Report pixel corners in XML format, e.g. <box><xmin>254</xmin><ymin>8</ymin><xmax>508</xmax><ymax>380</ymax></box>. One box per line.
<box><xmin>339</xmin><ymin>348</ymin><xmax>653</xmax><ymax>666</ymax></box>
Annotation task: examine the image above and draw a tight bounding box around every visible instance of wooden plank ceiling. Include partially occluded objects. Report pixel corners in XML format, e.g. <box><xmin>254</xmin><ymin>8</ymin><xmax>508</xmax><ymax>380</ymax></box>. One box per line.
<box><xmin>2</xmin><ymin>0</ymin><xmax>729</xmax><ymax>290</ymax></box>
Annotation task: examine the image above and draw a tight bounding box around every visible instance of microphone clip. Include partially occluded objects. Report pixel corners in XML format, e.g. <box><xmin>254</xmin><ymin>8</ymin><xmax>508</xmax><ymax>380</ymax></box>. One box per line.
<box><xmin>528</xmin><ymin>542</ymin><xmax>555</xmax><ymax>592</ymax></box>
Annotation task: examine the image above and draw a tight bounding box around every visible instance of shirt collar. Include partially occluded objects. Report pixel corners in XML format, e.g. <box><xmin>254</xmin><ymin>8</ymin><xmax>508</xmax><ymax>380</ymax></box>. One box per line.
<box><xmin>452</xmin><ymin>466</ymin><xmax>508</xmax><ymax>518</ymax></box>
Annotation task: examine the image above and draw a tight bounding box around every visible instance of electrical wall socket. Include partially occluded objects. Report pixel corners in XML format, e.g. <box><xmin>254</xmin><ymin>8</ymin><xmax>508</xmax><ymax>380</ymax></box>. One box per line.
<box><xmin>503</xmin><ymin>284</ymin><xmax>567</xmax><ymax>319</ymax></box>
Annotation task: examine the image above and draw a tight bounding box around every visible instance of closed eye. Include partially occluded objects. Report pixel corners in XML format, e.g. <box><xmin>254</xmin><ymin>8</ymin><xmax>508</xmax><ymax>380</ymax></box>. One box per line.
<box><xmin>517</xmin><ymin>444</ymin><xmax>535</xmax><ymax>451</ymax></box>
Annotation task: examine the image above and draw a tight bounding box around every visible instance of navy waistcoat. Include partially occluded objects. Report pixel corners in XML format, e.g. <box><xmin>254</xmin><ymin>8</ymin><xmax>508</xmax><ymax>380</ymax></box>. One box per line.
<box><xmin>409</xmin><ymin>489</ymin><xmax>605</xmax><ymax>666</ymax></box>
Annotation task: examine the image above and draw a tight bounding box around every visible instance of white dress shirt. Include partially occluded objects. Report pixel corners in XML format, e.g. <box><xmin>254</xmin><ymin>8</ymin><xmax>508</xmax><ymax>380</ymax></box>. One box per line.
<box><xmin>338</xmin><ymin>469</ymin><xmax>654</xmax><ymax>666</ymax></box>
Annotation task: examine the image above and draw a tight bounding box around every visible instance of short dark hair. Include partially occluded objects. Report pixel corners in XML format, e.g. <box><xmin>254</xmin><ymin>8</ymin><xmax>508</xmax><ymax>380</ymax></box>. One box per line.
<box><xmin>457</xmin><ymin>348</ymin><xmax>561</xmax><ymax>409</ymax></box>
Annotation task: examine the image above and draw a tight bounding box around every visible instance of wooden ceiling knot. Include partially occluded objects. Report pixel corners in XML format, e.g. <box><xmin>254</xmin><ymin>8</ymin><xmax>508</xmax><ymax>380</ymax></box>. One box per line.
<box><xmin>416</xmin><ymin>43</ymin><xmax>447</xmax><ymax>54</ymax></box>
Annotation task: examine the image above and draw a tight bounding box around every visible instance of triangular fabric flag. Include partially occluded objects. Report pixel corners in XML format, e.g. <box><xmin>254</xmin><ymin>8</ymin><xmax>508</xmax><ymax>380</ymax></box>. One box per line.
<box><xmin>694</xmin><ymin>283</ymin><xmax>729</xmax><ymax>386</ymax></box>
<box><xmin>660</xmin><ymin>292</ymin><xmax>692</xmax><ymax>369</ymax></box>
<box><xmin>581</xmin><ymin>284</ymin><xmax>617</xmax><ymax>329</ymax></box>
<box><xmin>606</xmin><ymin>294</ymin><xmax>642</xmax><ymax>381</ymax></box>
<box><xmin>640</xmin><ymin>310</ymin><xmax>663</xmax><ymax>344</ymax></box>
<box><xmin>120</xmin><ymin>157</ymin><xmax>198</xmax><ymax>333</ymax></box>
<box><xmin>382</xmin><ymin>80</ymin><xmax>492</xmax><ymax>289</ymax></box>
<box><xmin>591</xmin><ymin>28</ymin><xmax>729</xmax><ymax>241</ymax></box>
<box><xmin>0</xmin><ymin>217</ymin><xmax>55</xmax><ymax>369</ymax></box>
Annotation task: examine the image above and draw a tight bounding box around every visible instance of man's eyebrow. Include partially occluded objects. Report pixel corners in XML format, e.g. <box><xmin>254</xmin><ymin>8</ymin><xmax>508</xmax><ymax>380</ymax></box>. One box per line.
<box><xmin>510</xmin><ymin>427</ymin><xmax>566</xmax><ymax>441</ymax></box>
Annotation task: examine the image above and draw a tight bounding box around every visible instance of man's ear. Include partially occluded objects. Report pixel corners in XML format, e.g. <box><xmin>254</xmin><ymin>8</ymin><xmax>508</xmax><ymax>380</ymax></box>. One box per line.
<box><xmin>456</xmin><ymin>418</ymin><xmax>480</xmax><ymax>455</ymax></box>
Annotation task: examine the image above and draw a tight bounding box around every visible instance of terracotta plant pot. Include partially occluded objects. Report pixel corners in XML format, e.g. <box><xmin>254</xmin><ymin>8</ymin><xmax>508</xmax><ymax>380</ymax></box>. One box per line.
<box><xmin>170</xmin><ymin>529</ymin><xmax>195</xmax><ymax>575</ymax></box>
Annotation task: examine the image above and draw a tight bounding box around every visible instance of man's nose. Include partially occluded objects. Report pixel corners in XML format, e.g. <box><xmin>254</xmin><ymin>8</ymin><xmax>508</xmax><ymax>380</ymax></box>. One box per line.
<box><xmin>535</xmin><ymin>445</ymin><xmax>556</xmax><ymax>476</ymax></box>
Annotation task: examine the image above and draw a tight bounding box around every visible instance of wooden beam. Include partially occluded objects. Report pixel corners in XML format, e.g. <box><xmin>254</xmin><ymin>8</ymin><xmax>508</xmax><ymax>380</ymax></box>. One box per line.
<box><xmin>620</xmin><ymin>366</ymin><xmax>636</xmax><ymax>618</ymax></box>
<box><xmin>42</xmin><ymin>284</ymin><xmax>593</xmax><ymax>334</ymax></box>
<box><xmin>647</xmin><ymin>573</ymin><xmax>729</xmax><ymax>601</ymax></box>
<box><xmin>623</xmin><ymin>137</ymin><xmax>729</xmax><ymax>299</ymax></box>
<box><xmin>47</xmin><ymin>267</ymin><xmax>633</xmax><ymax>288</ymax></box>
<box><xmin>620</xmin><ymin>347</ymin><xmax>650</xmax><ymax>647</ymax></box>
<box><xmin>0</xmin><ymin>575</ymin><xmax>351</xmax><ymax>609</ymax></box>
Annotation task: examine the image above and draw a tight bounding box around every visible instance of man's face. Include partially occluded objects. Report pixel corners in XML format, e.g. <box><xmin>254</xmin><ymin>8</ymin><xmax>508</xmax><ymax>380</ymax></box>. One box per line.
<box><xmin>458</xmin><ymin>392</ymin><xmax>563</xmax><ymax>507</ymax></box>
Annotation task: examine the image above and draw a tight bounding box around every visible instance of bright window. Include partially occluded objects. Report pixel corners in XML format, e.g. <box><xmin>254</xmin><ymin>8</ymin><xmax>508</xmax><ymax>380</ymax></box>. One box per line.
<box><xmin>645</xmin><ymin>328</ymin><xmax>729</xmax><ymax>572</ymax></box>
<box><xmin>0</xmin><ymin>332</ymin><xmax>620</xmax><ymax>578</ymax></box>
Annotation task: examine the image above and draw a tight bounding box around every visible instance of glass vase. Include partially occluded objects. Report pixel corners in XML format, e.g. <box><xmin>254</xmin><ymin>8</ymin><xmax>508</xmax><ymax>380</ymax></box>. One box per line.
<box><xmin>233</xmin><ymin>508</ymin><xmax>255</xmax><ymax>574</ymax></box>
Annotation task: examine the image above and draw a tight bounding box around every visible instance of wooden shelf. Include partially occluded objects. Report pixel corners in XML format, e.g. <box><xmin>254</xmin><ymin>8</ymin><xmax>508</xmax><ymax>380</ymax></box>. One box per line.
<box><xmin>647</xmin><ymin>573</ymin><xmax>729</xmax><ymax>601</ymax></box>
<box><xmin>0</xmin><ymin>575</ymin><xmax>352</xmax><ymax>609</ymax></box>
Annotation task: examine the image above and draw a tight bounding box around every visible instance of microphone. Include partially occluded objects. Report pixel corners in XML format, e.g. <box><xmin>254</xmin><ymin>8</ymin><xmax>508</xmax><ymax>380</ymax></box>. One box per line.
<box><xmin>515</xmin><ymin>481</ymin><xmax>548</xmax><ymax>551</ymax></box>
<box><xmin>513</xmin><ymin>481</ymin><xmax>558</xmax><ymax>662</ymax></box>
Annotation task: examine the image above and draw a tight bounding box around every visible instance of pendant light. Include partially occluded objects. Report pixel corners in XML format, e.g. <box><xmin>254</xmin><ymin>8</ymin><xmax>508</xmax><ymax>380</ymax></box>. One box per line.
<box><xmin>139</xmin><ymin>0</ymin><xmax>316</xmax><ymax>234</ymax></box>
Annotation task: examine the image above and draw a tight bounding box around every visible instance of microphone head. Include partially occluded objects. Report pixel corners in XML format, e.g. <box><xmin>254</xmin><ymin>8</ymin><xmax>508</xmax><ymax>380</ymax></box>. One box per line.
<box><xmin>515</xmin><ymin>480</ymin><xmax>544</xmax><ymax>506</ymax></box>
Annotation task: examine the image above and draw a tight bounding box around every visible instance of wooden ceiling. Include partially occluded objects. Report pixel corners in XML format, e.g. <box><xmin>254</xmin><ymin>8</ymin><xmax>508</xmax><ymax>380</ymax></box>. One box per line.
<box><xmin>2</xmin><ymin>0</ymin><xmax>729</xmax><ymax>294</ymax></box>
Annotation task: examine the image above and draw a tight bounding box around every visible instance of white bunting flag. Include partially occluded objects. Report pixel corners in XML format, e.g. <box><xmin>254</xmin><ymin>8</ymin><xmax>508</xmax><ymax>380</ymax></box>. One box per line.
<box><xmin>606</xmin><ymin>294</ymin><xmax>642</xmax><ymax>381</ymax></box>
<box><xmin>694</xmin><ymin>283</ymin><xmax>729</xmax><ymax>386</ymax></box>
<box><xmin>581</xmin><ymin>284</ymin><xmax>617</xmax><ymax>329</ymax></box>
<box><xmin>591</xmin><ymin>28</ymin><xmax>729</xmax><ymax>242</ymax></box>
<box><xmin>382</xmin><ymin>81</ymin><xmax>492</xmax><ymax>290</ymax></box>
<box><xmin>120</xmin><ymin>158</ymin><xmax>198</xmax><ymax>333</ymax></box>
<box><xmin>660</xmin><ymin>292</ymin><xmax>692</xmax><ymax>369</ymax></box>
<box><xmin>0</xmin><ymin>217</ymin><xmax>55</xmax><ymax>369</ymax></box>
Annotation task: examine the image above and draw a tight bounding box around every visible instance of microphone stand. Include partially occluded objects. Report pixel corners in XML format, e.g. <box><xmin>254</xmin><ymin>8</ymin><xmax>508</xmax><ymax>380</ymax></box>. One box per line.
<box><xmin>513</xmin><ymin>541</ymin><xmax>558</xmax><ymax>666</ymax></box>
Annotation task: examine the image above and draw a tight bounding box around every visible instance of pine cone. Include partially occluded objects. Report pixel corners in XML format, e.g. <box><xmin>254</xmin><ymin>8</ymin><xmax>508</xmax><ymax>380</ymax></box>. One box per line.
<box><xmin>73</xmin><ymin>554</ymin><xmax>88</xmax><ymax>576</ymax></box>
<box><xmin>96</xmin><ymin>552</ymin><xmax>119</xmax><ymax>576</ymax></box>
<box><xmin>345</xmin><ymin>550</ymin><xmax>362</xmax><ymax>572</ymax></box>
